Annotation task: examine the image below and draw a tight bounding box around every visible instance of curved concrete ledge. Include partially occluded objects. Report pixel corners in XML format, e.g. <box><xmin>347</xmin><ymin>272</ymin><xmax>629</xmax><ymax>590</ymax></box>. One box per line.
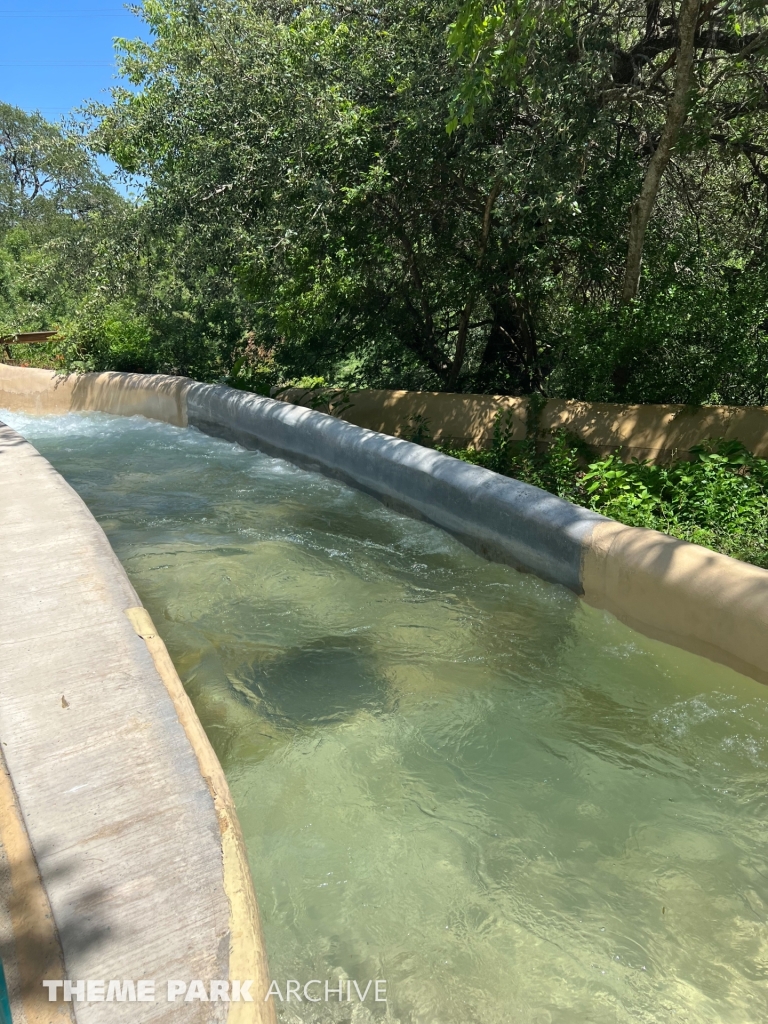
<box><xmin>0</xmin><ymin>421</ymin><xmax>274</xmax><ymax>1023</ymax></box>
<box><xmin>2</xmin><ymin>365</ymin><xmax>767</xmax><ymax>687</ymax></box>
<box><xmin>0</xmin><ymin>366</ymin><xmax>189</xmax><ymax>425</ymax></box>
<box><xmin>186</xmin><ymin>381</ymin><xmax>606</xmax><ymax>590</ymax></box>
<box><xmin>185</xmin><ymin>383</ymin><xmax>768</xmax><ymax>684</ymax></box>
<box><xmin>582</xmin><ymin>521</ymin><xmax>768</xmax><ymax>685</ymax></box>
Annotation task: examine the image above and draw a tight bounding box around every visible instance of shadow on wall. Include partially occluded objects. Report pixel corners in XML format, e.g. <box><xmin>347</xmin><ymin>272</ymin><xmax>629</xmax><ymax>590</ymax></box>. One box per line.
<box><xmin>0</xmin><ymin>366</ymin><xmax>192</xmax><ymax>425</ymax></box>
<box><xmin>542</xmin><ymin>400</ymin><xmax>768</xmax><ymax>462</ymax></box>
<box><xmin>3</xmin><ymin>365</ymin><xmax>768</xmax><ymax>463</ymax></box>
<box><xmin>277</xmin><ymin>388</ymin><xmax>768</xmax><ymax>463</ymax></box>
<box><xmin>70</xmin><ymin>372</ymin><xmax>191</xmax><ymax>427</ymax></box>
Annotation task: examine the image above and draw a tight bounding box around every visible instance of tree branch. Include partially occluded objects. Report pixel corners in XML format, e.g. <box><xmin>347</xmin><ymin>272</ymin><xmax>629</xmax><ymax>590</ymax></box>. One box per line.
<box><xmin>621</xmin><ymin>0</ymin><xmax>702</xmax><ymax>302</ymax></box>
<box><xmin>611</xmin><ymin>27</ymin><xmax>768</xmax><ymax>85</ymax></box>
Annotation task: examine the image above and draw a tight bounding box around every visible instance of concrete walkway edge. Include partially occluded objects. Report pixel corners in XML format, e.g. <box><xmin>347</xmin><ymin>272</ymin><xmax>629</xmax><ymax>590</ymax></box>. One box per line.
<box><xmin>0</xmin><ymin>419</ymin><xmax>274</xmax><ymax>1024</ymax></box>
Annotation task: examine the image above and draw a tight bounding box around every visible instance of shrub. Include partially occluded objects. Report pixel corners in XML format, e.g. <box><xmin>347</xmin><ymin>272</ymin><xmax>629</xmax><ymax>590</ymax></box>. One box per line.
<box><xmin>437</xmin><ymin>420</ymin><xmax>768</xmax><ymax>569</ymax></box>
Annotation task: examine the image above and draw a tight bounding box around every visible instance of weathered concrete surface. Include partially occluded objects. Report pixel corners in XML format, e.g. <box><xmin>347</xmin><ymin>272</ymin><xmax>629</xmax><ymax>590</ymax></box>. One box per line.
<box><xmin>543</xmin><ymin>399</ymin><xmax>768</xmax><ymax>462</ymax></box>
<box><xmin>69</xmin><ymin>373</ymin><xmax>190</xmax><ymax>427</ymax></box>
<box><xmin>0</xmin><ymin>366</ymin><xmax>190</xmax><ymax>426</ymax></box>
<box><xmin>0</xmin><ymin>366</ymin><xmax>76</xmax><ymax>415</ymax></box>
<box><xmin>582</xmin><ymin>520</ymin><xmax>768</xmax><ymax>685</ymax></box>
<box><xmin>277</xmin><ymin>386</ymin><xmax>768</xmax><ymax>461</ymax></box>
<box><xmin>0</xmin><ymin>745</ymin><xmax>74</xmax><ymax>1024</ymax></box>
<box><xmin>0</xmin><ymin>422</ymin><xmax>273</xmax><ymax>1022</ymax></box>
<box><xmin>187</xmin><ymin>382</ymin><xmax>606</xmax><ymax>590</ymax></box>
<box><xmin>277</xmin><ymin>387</ymin><xmax>531</xmax><ymax>450</ymax></box>
<box><xmin>5</xmin><ymin>364</ymin><xmax>768</xmax><ymax>461</ymax></box>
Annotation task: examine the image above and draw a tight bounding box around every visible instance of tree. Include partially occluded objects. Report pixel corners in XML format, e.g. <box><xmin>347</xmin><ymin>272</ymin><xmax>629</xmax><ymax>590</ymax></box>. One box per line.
<box><xmin>0</xmin><ymin>102</ymin><xmax>114</xmax><ymax>222</ymax></box>
<box><xmin>450</xmin><ymin>0</ymin><xmax>768</xmax><ymax>304</ymax></box>
<box><xmin>91</xmin><ymin>0</ymin><xmax>618</xmax><ymax>390</ymax></box>
<box><xmin>0</xmin><ymin>103</ymin><xmax>123</xmax><ymax>337</ymax></box>
<box><xmin>73</xmin><ymin>0</ymin><xmax>768</xmax><ymax>401</ymax></box>
<box><xmin>620</xmin><ymin>0</ymin><xmax>701</xmax><ymax>301</ymax></box>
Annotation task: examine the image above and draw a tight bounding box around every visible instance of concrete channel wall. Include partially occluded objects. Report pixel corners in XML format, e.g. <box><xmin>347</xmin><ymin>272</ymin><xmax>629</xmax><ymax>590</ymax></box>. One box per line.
<box><xmin>1</xmin><ymin>368</ymin><xmax>768</xmax><ymax>1018</ymax></box>
<box><xmin>0</xmin><ymin>391</ymin><xmax>274</xmax><ymax>1021</ymax></box>
<box><xmin>186</xmin><ymin>383</ymin><xmax>768</xmax><ymax>685</ymax></box>
<box><xmin>2</xmin><ymin>364</ymin><xmax>767</xmax><ymax>688</ymax></box>
<box><xmin>278</xmin><ymin>386</ymin><xmax>768</xmax><ymax>461</ymax></box>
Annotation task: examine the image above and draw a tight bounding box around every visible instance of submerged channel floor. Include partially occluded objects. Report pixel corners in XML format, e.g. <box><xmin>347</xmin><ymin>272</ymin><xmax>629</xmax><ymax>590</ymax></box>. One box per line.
<box><xmin>5</xmin><ymin>410</ymin><xmax>768</xmax><ymax>1024</ymax></box>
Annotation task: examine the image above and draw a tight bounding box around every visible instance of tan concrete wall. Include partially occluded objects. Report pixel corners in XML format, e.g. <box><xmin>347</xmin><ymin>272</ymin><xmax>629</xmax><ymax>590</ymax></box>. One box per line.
<box><xmin>0</xmin><ymin>747</ymin><xmax>73</xmax><ymax>1024</ymax></box>
<box><xmin>69</xmin><ymin>371</ymin><xmax>191</xmax><ymax>426</ymax></box>
<box><xmin>0</xmin><ymin>364</ymin><xmax>77</xmax><ymax>414</ymax></box>
<box><xmin>7</xmin><ymin>368</ymin><xmax>768</xmax><ymax>460</ymax></box>
<box><xmin>279</xmin><ymin>387</ymin><xmax>529</xmax><ymax>448</ymax></box>
<box><xmin>278</xmin><ymin>387</ymin><xmax>768</xmax><ymax>461</ymax></box>
<box><xmin>0</xmin><ymin>365</ymin><xmax>191</xmax><ymax>426</ymax></box>
<box><xmin>543</xmin><ymin>400</ymin><xmax>768</xmax><ymax>462</ymax></box>
<box><xmin>582</xmin><ymin>522</ymin><xmax>768</xmax><ymax>685</ymax></box>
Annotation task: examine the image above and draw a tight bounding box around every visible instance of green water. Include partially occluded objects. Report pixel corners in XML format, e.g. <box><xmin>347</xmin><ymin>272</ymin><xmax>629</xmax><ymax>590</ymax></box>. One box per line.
<box><xmin>5</xmin><ymin>410</ymin><xmax>768</xmax><ymax>1024</ymax></box>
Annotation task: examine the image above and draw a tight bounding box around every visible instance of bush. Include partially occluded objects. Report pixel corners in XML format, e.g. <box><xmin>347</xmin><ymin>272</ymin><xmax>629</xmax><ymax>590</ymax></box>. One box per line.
<box><xmin>437</xmin><ymin>417</ymin><xmax>768</xmax><ymax>569</ymax></box>
<box><xmin>546</xmin><ymin>279</ymin><xmax>768</xmax><ymax>406</ymax></box>
<box><xmin>59</xmin><ymin>298</ymin><xmax>152</xmax><ymax>373</ymax></box>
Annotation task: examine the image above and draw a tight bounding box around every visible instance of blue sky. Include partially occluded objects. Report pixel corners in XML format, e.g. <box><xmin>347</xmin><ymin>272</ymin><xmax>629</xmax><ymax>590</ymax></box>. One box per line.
<box><xmin>0</xmin><ymin>2</ymin><xmax>152</xmax><ymax>123</ymax></box>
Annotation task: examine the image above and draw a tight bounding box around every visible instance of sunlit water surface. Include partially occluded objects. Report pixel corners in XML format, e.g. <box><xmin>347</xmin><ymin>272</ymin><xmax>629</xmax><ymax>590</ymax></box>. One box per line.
<box><xmin>5</xmin><ymin>410</ymin><xmax>768</xmax><ymax>1024</ymax></box>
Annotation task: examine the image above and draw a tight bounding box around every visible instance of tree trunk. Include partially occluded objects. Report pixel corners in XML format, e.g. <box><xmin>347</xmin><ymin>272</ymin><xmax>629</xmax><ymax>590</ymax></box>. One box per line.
<box><xmin>446</xmin><ymin>181</ymin><xmax>501</xmax><ymax>389</ymax></box>
<box><xmin>620</xmin><ymin>0</ymin><xmax>701</xmax><ymax>303</ymax></box>
<box><xmin>475</xmin><ymin>291</ymin><xmax>543</xmax><ymax>394</ymax></box>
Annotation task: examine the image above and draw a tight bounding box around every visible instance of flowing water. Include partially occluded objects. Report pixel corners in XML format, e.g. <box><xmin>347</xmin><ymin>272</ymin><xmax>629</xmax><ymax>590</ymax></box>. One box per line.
<box><xmin>4</xmin><ymin>409</ymin><xmax>768</xmax><ymax>1024</ymax></box>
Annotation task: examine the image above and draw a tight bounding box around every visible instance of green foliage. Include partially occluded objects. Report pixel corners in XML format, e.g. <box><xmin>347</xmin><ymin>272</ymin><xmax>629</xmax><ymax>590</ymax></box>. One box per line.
<box><xmin>548</xmin><ymin>272</ymin><xmax>768</xmax><ymax>405</ymax></box>
<box><xmin>0</xmin><ymin>102</ymin><xmax>116</xmax><ymax>228</ymax></box>
<box><xmin>441</xmin><ymin>433</ymin><xmax>768</xmax><ymax>567</ymax></box>
<box><xmin>221</xmin><ymin>336</ymin><xmax>280</xmax><ymax>395</ymax></box>
<box><xmin>79</xmin><ymin>0</ymin><xmax>768</xmax><ymax>399</ymax></box>
<box><xmin>304</xmin><ymin>387</ymin><xmax>354</xmax><ymax>417</ymax></box>
<box><xmin>58</xmin><ymin>298</ymin><xmax>152</xmax><ymax>373</ymax></box>
<box><xmin>4</xmin><ymin>1</ymin><xmax>768</xmax><ymax>406</ymax></box>
<box><xmin>224</xmin><ymin>357</ymin><xmax>273</xmax><ymax>396</ymax></box>
<box><xmin>274</xmin><ymin>382</ymin><xmax>355</xmax><ymax>416</ymax></box>
<box><xmin>0</xmin><ymin>101</ymin><xmax>138</xmax><ymax>367</ymax></box>
<box><xmin>404</xmin><ymin>413</ymin><xmax>434</xmax><ymax>446</ymax></box>
<box><xmin>447</xmin><ymin>0</ymin><xmax>573</xmax><ymax>130</ymax></box>
<box><xmin>0</xmin><ymin>100</ymin><xmax>252</xmax><ymax>381</ymax></box>
<box><xmin>486</xmin><ymin>410</ymin><xmax>517</xmax><ymax>474</ymax></box>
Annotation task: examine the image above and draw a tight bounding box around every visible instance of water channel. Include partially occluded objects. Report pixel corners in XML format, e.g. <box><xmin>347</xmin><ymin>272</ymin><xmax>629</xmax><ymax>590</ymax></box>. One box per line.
<box><xmin>5</xmin><ymin>409</ymin><xmax>768</xmax><ymax>1024</ymax></box>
